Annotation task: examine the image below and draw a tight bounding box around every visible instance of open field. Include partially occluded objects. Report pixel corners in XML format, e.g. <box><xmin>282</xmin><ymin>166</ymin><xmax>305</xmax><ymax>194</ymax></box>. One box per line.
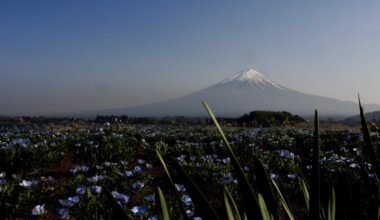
<box><xmin>0</xmin><ymin>117</ymin><xmax>378</xmax><ymax>219</ymax></box>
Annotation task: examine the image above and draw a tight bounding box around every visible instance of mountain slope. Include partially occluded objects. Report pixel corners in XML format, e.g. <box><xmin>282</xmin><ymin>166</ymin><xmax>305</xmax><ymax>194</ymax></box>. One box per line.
<box><xmin>81</xmin><ymin>69</ymin><xmax>380</xmax><ymax>118</ymax></box>
<box><xmin>343</xmin><ymin>111</ymin><xmax>380</xmax><ymax>125</ymax></box>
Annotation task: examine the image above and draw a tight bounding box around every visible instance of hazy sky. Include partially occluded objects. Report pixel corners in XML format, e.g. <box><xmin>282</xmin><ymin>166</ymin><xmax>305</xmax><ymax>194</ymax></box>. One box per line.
<box><xmin>1</xmin><ymin>1</ymin><xmax>380</xmax><ymax>115</ymax></box>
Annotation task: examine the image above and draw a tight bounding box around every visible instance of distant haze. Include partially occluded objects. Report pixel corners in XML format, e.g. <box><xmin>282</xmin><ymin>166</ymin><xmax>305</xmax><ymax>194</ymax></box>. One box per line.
<box><xmin>81</xmin><ymin>69</ymin><xmax>380</xmax><ymax>118</ymax></box>
<box><xmin>1</xmin><ymin>1</ymin><xmax>380</xmax><ymax>116</ymax></box>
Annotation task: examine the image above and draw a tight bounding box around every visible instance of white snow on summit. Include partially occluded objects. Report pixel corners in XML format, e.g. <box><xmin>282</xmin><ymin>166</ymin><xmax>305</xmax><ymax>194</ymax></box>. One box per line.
<box><xmin>219</xmin><ymin>69</ymin><xmax>286</xmax><ymax>90</ymax></box>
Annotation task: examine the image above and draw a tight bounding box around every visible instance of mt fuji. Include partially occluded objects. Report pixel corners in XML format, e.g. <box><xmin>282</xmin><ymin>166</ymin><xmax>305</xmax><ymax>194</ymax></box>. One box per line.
<box><xmin>83</xmin><ymin>69</ymin><xmax>380</xmax><ymax>118</ymax></box>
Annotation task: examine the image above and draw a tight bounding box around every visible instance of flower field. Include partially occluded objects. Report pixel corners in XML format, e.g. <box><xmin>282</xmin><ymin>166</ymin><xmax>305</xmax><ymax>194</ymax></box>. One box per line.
<box><xmin>0</xmin><ymin>105</ymin><xmax>379</xmax><ymax>219</ymax></box>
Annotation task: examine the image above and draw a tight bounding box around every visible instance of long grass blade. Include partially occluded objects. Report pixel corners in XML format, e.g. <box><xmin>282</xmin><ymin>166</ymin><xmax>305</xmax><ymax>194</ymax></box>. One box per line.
<box><xmin>359</xmin><ymin>95</ymin><xmax>380</xmax><ymax>177</ymax></box>
<box><xmin>377</xmin><ymin>182</ymin><xmax>380</xmax><ymax>220</ymax></box>
<box><xmin>224</xmin><ymin>186</ymin><xmax>242</xmax><ymax>220</ymax></box>
<box><xmin>169</xmin><ymin>157</ymin><xmax>221</xmax><ymax>220</ymax></box>
<box><xmin>252</xmin><ymin>155</ymin><xmax>279</xmax><ymax>219</ymax></box>
<box><xmin>225</xmin><ymin>192</ymin><xmax>235</xmax><ymax>220</ymax></box>
<box><xmin>156</xmin><ymin>187</ymin><xmax>170</xmax><ymax>220</ymax></box>
<box><xmin>258</xmin><ymin>193</ymin><xmax>273</xmax><ymax>220</ymax></box>
<box><xmin>327</xmin><ymin>187</ymin><xmax>335</xmax><ymax>220</ymax></box>
<box><xmin>309</xmin><ymin>110</ymin><xmax>320</xmax><ymax>220</ymax></box>
<box><xmin>203</xmin><ymin>101</ymin><xmax>262</xmax><ymax>220</ymax></box>
<box><xmin>271</xmin><ymin>179</ymin><xmax>295</xmax><ymax>220</ymax></box>
<box><xmin>156</xmin><ymin>149</ymin><xmax>189</xmax><ymax>220</ymax></box>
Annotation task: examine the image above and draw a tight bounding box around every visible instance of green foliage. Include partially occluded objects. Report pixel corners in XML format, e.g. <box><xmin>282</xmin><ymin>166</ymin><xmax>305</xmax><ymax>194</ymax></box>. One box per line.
<box><xmin>224</xmin><ymin>186</ymin><xmax>242</xmax><ymax>220</ymax></box>
<box><xmin>156</xmin><ymin>187</ymin><xmax>170</xmax><ymax>220</ymax></box>
<box><xmin>203</xmin><ymin>101</ymin><xmax>264</xmax><ymax>219</ymax></box>
<box><xmin>271</xmin><ymin>179</ymin><xmax>294</xmax><ymax>220</ymax></box>
<box><xmin>2</xmin><ymin>98</ymin><xmax>380</xmax><ymax>219</ymax></box>
<box><xmin>359</xmin><ymin>95</ymin><xmax>380</xmax><ymax>177</ymax></box>
<box><xmin>236</xmin><ymin>110</ymin><xmax>306</xmax><ymax>127</ymax></box>
<box><xmin>310</xmin><ymin>110</ymin><xmax>321</xmax><ymax>220</ymax></box>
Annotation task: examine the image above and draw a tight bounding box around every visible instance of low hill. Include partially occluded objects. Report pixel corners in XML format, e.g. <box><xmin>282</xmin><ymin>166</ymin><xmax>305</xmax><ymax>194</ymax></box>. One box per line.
<box><xmin>236</xmin><ymin>110</ymin><xmax>306</xmax><ymax>127</ymax></box>
<box><xmin>343</xmin><ymin>111</ymin><xmax>380</xmax><ymax>126</ymax></box>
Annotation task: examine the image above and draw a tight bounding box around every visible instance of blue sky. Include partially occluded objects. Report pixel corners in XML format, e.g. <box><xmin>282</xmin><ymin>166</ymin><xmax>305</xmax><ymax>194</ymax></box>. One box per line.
<box><xmin>1</xmin><ymin>1</ymin><xmax>380</xmax><ymax>115</ymax></box>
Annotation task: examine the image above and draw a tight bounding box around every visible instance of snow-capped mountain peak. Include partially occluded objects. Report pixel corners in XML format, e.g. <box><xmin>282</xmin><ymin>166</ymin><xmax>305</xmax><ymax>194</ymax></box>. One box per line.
<box><xmin>219</xmin><ymin>68</ymin><xmax>286</xmax><ymax>90</ymax></box>
<box><xmin>77</xmin><ymin>68</ymin><xmax>380</xmax><ymax>118</ymax></box>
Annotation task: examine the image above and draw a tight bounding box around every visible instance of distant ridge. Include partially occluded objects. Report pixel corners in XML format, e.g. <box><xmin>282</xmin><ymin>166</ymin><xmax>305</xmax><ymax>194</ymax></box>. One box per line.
<box><xmin>343</xmin><ymin>111</ymin><xmax>380</xmax><ymax>125</ymax></box>
<box><xmin>76</xmin><ymin>69</ymin><xmax>380</xmax><ymax>118</ymax></box>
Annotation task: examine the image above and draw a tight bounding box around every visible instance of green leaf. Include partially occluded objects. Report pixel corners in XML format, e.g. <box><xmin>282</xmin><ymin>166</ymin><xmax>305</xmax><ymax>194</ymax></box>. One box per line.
<box><xmin>271</xmin><ymin>179</ymin><xmax>295</xmax><ymax>220</ymax></box>
<box><xmin>252</xmin><ymin>155</ymin><xmax>279</xmax><ymax>219</ymax></box>
<box><xmin>203</xmin><ymin>101</ymin><xmax>263</xmax><ymax>220</ymax></box>
<box><xmin>258</xmin><ymin>193</ymin><xmax>273</xmax><ymax>220</ymax></box>
<box><xmin>156</xmin><ymin>187</ymin><xmax>170</xmax><ymax>220</ymax></box>
<box><xmin>300</xmin><ymin>177</ymin><xmax>310</xmax><ymax>212</ymax></box>
<box><xmin>309</xmin><ymin>110</ymin><xmax>320</xmax><ymax>220</ymax></box>
<box><xmin>359</xmin><ymin>95</ymin><xmax>380</xmax><ymax>177</ymax></box>
<box><xmin>327</xmin><ymin>187</ymin><xmax>335</xmax><ymax>220</ymax></box>
<box><xmin>224</xmin><ymin>186</ymin><xmax>242</xmax><ymax>220</ymax></box>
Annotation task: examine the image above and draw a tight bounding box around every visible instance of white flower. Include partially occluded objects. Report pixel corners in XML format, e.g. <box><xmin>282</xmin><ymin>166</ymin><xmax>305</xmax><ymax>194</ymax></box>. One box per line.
<box><xmin>186</xmin><ymin>209</ymin><xmax>194</xmax><ymax>217</ymax></box>
<box><xmin>287</xmin><ymin>173</ymin><xmax>297</xmax><ymax>179</ymax></box>
<box><xmin>32</xmin><ymin>204</ymin><xmax>46</xmax><ymax>216</ymax></box>
<box><xmin>20</xmin><ymin>180</ymin><xmax>34</xmax><ymax>188</ymax></box>
<box><xmin>271</xmin><ymin>173</ymin><xmax>279</xmax><ymax>180</ymax></box>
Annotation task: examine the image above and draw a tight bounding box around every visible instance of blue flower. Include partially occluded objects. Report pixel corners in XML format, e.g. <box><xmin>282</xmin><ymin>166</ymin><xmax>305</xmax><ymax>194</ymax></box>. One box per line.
<box><xmin>175</xmin><ymin>184</ymin><xmax>186</xmax><ymax>192</ymax></box>
<box><xmin>119</xmin><ymin>170</ymin><xmax>134</xmax><ymax>177</ymax></box>
<box><xmin>86</xmin><ymin>175</ymin><xmax>104</xmax><ymax>183</ymax></box>
<box><xmin>76</xmin><ymin>185</ymin><xmax>86</xmax><ymax>194</ymax></box>
<box><xmin>148</xmin><ymin>216</ymin><xmax>158</xmax><ymax>220</ymax></box>
<box><xmin>90</xmin><ymin>185</ymin><xmax>102</xmax><ymax>194</ymax></box>
<box><xmin>278</xmin><ymin>150</ymin><xmax>295</xmax><ymax>159</ymax></box>
<box><xmin>134</xmin><ymin>166</ymin><xmax>142</xmax><ymax>173</ymax></box>
<box><xmin>112</xmin><ymin>191</ymin><xmax>130</xmax><ymax>204</ymax></box>
<box><xmin>59</xmin><ymin>196</ymin><xmax>80</xmax><ymax>207</ymax></box>
<box><xmin>57</xmin><ymin>208</ymin><xmax>69</xmax><ymax>219</ymax></box>
<box><xmin>182</xmin><ymin>194</ymin><xmax>193</xmax><ymax>206</ymax></box>
<box><xmin>132</xmin><ymin>181</ymin><xmax>145</xmax><ymax>189</ymax></box>
<box><xmin>131</xmin><ymin>205</ymin><xmax>148</xmax><ymax>216</ymax></box>
<box><xmin>144</xmin><ymin>194</ymin><xmax>155</xmax><ymax>202</ymax></box>
<box><xmin>120</xmin><ymin>160</ymin><xmax>128</xmax><ymax>165</ymax></box>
